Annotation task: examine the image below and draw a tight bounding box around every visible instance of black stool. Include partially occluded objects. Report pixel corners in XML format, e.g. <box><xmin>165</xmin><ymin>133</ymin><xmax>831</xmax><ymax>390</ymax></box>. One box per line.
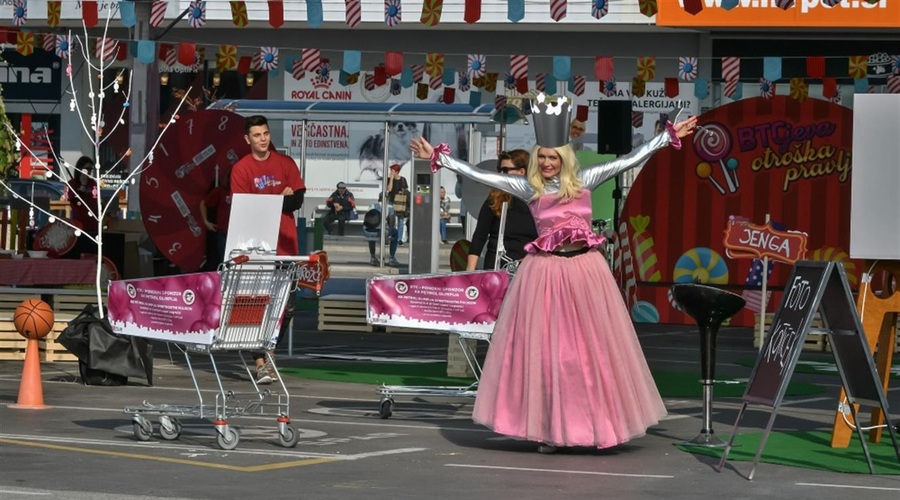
<box><xmin>672</xmin><ymin>283</ymin><xmax>746</xmax><ymax>447</ymax></box>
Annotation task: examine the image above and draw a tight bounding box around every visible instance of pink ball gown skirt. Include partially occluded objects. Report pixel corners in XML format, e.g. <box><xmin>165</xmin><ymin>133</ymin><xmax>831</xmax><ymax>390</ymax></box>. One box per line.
<box><xmin>472</xmin><ymin>250</ymin><xmax>667</xmax><ymax>449</ymax></box>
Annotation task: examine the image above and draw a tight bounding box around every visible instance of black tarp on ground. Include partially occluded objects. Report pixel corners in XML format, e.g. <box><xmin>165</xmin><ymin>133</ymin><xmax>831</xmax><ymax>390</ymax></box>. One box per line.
<box><xmin>57</xmin><ymin>304</ymin><xmax>153</xmax><ymax>385</ymax></box>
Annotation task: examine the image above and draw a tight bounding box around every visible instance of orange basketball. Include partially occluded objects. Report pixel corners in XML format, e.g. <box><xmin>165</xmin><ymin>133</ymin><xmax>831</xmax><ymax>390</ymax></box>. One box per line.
<box><xmin>13</xmin><ymin>299</ymin><xmax>55</xmax><ymax>340</ymax></box>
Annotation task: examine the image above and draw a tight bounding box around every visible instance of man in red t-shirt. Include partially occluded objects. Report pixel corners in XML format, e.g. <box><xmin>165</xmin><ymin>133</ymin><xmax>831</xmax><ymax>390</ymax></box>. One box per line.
<box><xmin>230</xmin><ymin>115</ymin><xmax>306</xmax><ymax>384</ymax></box>
<box><xmin>230</xmin><ymin>115</ymin><xmax>306</xmax><ymax>256</ymax></box>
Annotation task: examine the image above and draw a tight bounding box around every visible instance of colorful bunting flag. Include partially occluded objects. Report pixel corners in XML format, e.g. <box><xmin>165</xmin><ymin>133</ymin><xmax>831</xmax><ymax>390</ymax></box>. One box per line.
<box><xmin>237</xmin><ymin>56</ymin><xmax>251</xmax><ymax>75</ymax></box>
<box><xmin>594</xmin><ymin>56</ymin><xmax>613</xmax><ymax>81</ymax></box>
<box><xmin>217</xmin><ymin>45</ymin><xmax>237</xmax><ymax>71</ymax></box>
<box><xmin>41</xmin><ymin>33</ymin><xmax>55</xmax><ymax>53</ymax></box>
<box><xmin>759</xmin><ymin>78</ymin><xmax>775</xmax><ymax>98</ymax></box>
<box><xmin>887</xmin><ymin>75</ymin><xmax>900</xmax><ymax>94</ymax></box>
<box><xmin>150</xmin><ymin>1</ymin><xmax>168</xmax><ymax>27</ymax></box>
<box><xmin>465</xmin><ymin>0</ymin><xmax>481</xmax><ymax>23</ymax></box>
<box><xmin>848</xmin><ymin>56</ymin><xmax>867</xmax><ymax>79</ymax></box>
<box><xmin>417</xmin><ymin>83</ymin><xmax>429</xmax><ymax>100</ymax></box>
<box><xmin>374</xmin><ymin>64</ymin><xmax>387</xmax><ymax>86</ymax></box>
<box><xmin>187</xmin><ymin>2</ymin><xmax>205</xmax><ymax>28</ymax></box>
<box><xmin>16</xmin><ymin>31</ymin><xmax>33</xmax><ymax>56</ymax></box>
<box><xmin>420</xmin><ymin>0</ymin><xmax>443</xmax><ymax>26</ymax></box>
<box><xmin>636</xmin><ymin>57</ymin><xmax>655</xmax><ymax>81</ymax></box>
<box><xmin>683</xmin><ymin>0</ymin><xmax>702</xmax><ymax>15</ymax></box>
<box><xmin>892</xmin><ymin>55</ymin><xmax>900</xmax><ymax>75</ymax></box>
<box><xmin>230</xmin><ymin>1</ymin><xmax>248</xmax><ymax>27</ymax></box>
<box><xmin>443</xmin><ymin>87</ymin><xmax>455</xmax><ymax>104</ymax></box>
<box><xmin>508</xmin><ymin>0</ymin><xmax>524</xmax><ymax>22</ymax></box>
<box><xmin>575</xmin><ymin>104</ymin><xmax>588</xmax><ymax>122</ymax></box>
<box><xmin>721</xmin><ymin>57</ymin><xmax>740</xmax><ymax>98</ymax></box>
<box><xmin>385</xmin><ymin>0</ymin><xmax>401</xmax><ymax>26</ymax></box>
<box><xmin>390</xmin><ymin>78</ymin><xmax>402</xmax><ymax>95</ymax></box>
<box><xmin>12</xmin><ymin>0</ymin><xmax>27</xmax><ymax>27</ymax></box>
<box><xmin>763</xmin><ymin>57</ymin><xmax>782</xmax><ymax>82</ymax></box>
<box><xmin>694</xmin><ymin>78</ymin><xmax>709</xmax><ymax>99</ymax></box>
<box><xmin>47</xmin><ymin>1</ymin><xmax>61</xmax><ymax>28</ymax></box>
<box><xmin>425</xmin><ymin>53</ymin><xmax>444</xmax><ymax>80</ymax></box>
<box><xmin>343</xmin><ymin>50</ymin><xmax>361</xmax><ymax>74</ymax></box>
<box><xmin>602</xmin><ymin>78</ymin><xmax>617</xmax><ymax>97</ymax></box>
<box><xmin>429</xmin><ymin>74</ymin><xmax>442</xmax><ymax>90</ymax></box>
<box><xmin>776</xmin><ymin>0</ymin><xmax>794</xmax><ymax>9</ymax></box>
<box><xmin>504</xmin><ymin>72</ymin><xmax>516</xmax><ymax>90</ymax></box>
<box><xmin>806</xmin><ymin>56</ymin><xmax>825</xmax><ymax>78</ymax></box>
<box><xmin>821</xmin><ymin>77</ymin><xmax>837</xmax><ymax>98</ymax></box>
<box><xmin>55</xmin><ymin>34</ymin><xmax>69</xmax><ymax>59</ymax></box>
<box><xmin>678</xmin><ymin>56</ymin><xmax>698</xmax><ymax>81</ymax></box>
<box><xmin>269</xmin><ymin>0</ymin><xmax>284</xmax><ymax>28</ymax></box>
<box><xmin>592</xmin><ymin>0</ymin><xmax>609</xmax><ymax>19</ymax></box>
<box><xmin>467</xmin><ymin>54</ymin><xmax>486</xmax><ymax>78</ymax></box>
<box><xmin>82</xmin><ymin>1</ymin><xmax>98</xmax><ymax>27</ymax></box>
<box><xmin>345</xmin><ymin>0</ymin><xmax>361</xmax><ymax>27</ymax></box>
<box><xmin>639</xmin><ymin>0</ymin><xmax>657</xmax><ymax>17</ymax></box>
<box><xmin>495</xmin><ymin>95</ymin><xmax>507</xmax><ymax>113</ymax></box>
<box><xmin>411</xmin><ymin>64</ymin><xmax>425</xmax><ymax>83</ymax></box>
<box><xmin>632</xmin><ymin>77</ymin><xmax>646</xmax><ymax>97</ymax></box>
<box><xmin>483</xmin><ymin>72</ymin><xmax>498</xmax><ymax>92</ymax></box>
<box><xmin>550</xmin><ymin>0</ymin><xmax>567</xmax><ymax>21</ymax></box>
<box><xmin>302</xmin><ymin>48</ymin><xmax>321</xmax><ymax>74</ymax></box>
<box><xmin>572</xmin><ymin>75</ymin><xmax>585</xmax><ymax>96</ymax></box>
<box><xmin>516</xmin><ymin>77</ymin><xmax>529</xmax><ymax>94</ymax></box>
<box><xmin>96</xmin><ymin>37</ymin><xmax>118</xmax><ymax>62</ymax></box>
<box><xmin>292</xmin><ymin>58</ymin><xmax>305</xmax><ymax>80</ymax></box>
<box><xmin>137</xmin><ymin>40</ymin><xmax>155</xmax><ymax>64</ymax></box>
<box><xmin>510</xmin><ymin>55</ymin><xmax>528</xmax><ymax>81</ymax></box>
<box><xmin>553</xmin><ymin>56</ymin><xmax>571</xmax><ymax>80</ymax></box>
<box><xmin>178</xmin><ymin>42</ymin><xmax>196</xmax><ymax>66</ymax></box>
<box><xmin>664</xmin><ymin>77</ymin><xmax>679</xmax><ymax>98</ymax></box>
<box><xmin>385</xmin><ymin>51</ymin><xmax>403</xmax><ymax>76</ymax></box>
<box><xmin>632</xmin><ymin>111</ymin><xmax>644</xmax><ymax>128</ymax></box>
<box><xmin>258</xmin><ymin>47</ymin><xmax>279</xmax><ymax>71</ymax></box>
<box><xmin>789</xmin><ymin>78</ymin><xmax>808</xmax><ymax>102</ymax></box>
<box><xmin>119</xmin><ymin>0</ymin><xmax>137</xmax><ymax>27</ymax></box>
<box><xmin>458</xmin><ymin>71</ymin><xmax>471</xmax><ymax>91</ymax></box>
<box><xmin>535</xmin><ymin>73</ymin><xmax>546</xmax><ymax>93</ymax></box>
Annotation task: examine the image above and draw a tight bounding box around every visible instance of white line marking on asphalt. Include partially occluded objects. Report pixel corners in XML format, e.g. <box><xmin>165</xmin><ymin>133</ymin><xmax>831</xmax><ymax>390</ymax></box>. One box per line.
<box><xmin>0</xmin><ymin>490</ymin><xmax>52</xmax><ymax>496</ymax></box>
<box><xmin>795</xmin><ymin>483</ymin><xmax>900</xmax><ymax>492</ymax></box>
<box><xmin>445</xmin><ymin>463</ymin><xmax>674</xmax><ymax>479</ymax></box>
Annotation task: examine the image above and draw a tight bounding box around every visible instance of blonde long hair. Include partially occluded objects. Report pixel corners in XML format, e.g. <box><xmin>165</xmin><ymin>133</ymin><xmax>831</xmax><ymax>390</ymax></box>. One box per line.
<box><xmin>527</xmin><ymin>144</ymin><xmax>582</xmax><ymax>201</ymax></box>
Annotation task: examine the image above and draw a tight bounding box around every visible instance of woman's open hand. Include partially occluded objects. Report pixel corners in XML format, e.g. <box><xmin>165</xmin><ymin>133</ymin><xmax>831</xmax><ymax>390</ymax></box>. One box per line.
<box><xmin>673</xmin><ymin>116</ymin><xmax>699</xmax><ymax>139</ymax></box>
<box><xmin>410</xmin><ymin>136</ymin><xmax>434</xmax><ymax>160</ymax></box>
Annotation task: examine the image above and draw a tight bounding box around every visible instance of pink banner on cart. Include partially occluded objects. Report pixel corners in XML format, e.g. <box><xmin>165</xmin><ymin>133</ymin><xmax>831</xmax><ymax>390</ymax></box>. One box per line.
<box><xmin>367</xmin><ymin>271</ymin><xmax>510</xmax><ymax>334</ymax></box>
<box><xmin>108</xmin><ymin>272</ymin><xmax>223</xmax><ymax>345</ymax></box>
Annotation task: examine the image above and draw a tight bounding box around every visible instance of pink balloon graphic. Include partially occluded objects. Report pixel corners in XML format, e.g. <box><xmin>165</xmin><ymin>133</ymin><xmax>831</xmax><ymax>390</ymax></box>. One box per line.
<box><xmin>201</xmin><ymin>303</ymin><xmax>221</xmax><ymax>328</ymax></box>
<box><xmin>479</xmin><ymin>272</ymin><xmax>508</xmax><ymax>299</ymax></box>
<box><xmin>472</xmin><ymin>312</ymin><xmax>496</xmax><ymax>324</ymax></box>
<box><xmin>190</xmin><ymin>320</ymin><xmax>212</xmax><ymax>333</ymax></box>
<box><xmin>192</xmin><ymin>273</ymin><xmax>219</xmax><ymax>302</ymax></box>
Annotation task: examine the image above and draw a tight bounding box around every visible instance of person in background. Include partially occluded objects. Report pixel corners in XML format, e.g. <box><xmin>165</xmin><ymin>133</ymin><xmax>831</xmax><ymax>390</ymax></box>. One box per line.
<box><xmin>199</xmin><ymin>175</ymin><xmax>231</xmax><ymax>267</ymax></box>
<box><xmin>466</xmin><ymin>150</ymin><xmax>537</xmax><ymax>271</ymax></box>
<box><xmin>455</xmin><ymin>174</ymin><xmax>467</xmax><ymax>232</ymax></box>
<box><xmin>231</xmin><ymin>115</ymin><xmax>306</xmax><ymax>385</ymax></box>
<box><xmin>362</xmin><ymin>193</ymin><xmax>400</xmax><ymax>267</ymax></box>
<box><xmin>323</xmin><ymin>182</ymin><xmax>356</xmax><ymax>236</ymax></box>
<box><xmin>66</xmin><ymin>156</ymin><xmax>99</xmax><ymax>234</ymax></box>
<box><xmin>569</xmin><ymin>119</ymin><xmax>587</xmax><ymax>151</ymax></box>
<box><xmin>386</xmin><ymin>164</ymin><xmax>409</xmax><ymax>244</ymax></box>
<box><xmin>439</xmin><ymin>186</ymin><xmax>452</xmax><ymax>244</ymax></box>
<box><xmin>411</xmin><ymin>102</ymin><xmax>697</xmax><ymax>454</ymax></box>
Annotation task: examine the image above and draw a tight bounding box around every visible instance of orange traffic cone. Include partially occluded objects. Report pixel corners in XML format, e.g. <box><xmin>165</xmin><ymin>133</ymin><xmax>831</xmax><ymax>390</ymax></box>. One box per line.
<box><xmin>10</xmin><ymin>338</ymin><xmax>49</xmax><ymax>410</ymax></box>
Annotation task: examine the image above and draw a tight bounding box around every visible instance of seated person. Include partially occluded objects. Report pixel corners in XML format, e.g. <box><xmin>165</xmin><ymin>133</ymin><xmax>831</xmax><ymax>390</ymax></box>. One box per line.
<box><xmin>362</xmin><ymin>194</ymin><xmax>400</xmax><ymax>267</ymax></box>
<box><xmin>323</xmin><ymin>182</ymin><xmax>356</xmax><ymax>236</ymax></box>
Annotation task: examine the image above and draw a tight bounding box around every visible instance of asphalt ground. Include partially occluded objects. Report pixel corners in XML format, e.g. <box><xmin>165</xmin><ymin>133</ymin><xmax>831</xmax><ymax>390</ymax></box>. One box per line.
<box><xmin>2</xmin><ymin>309</ymin><xmax>899</xmax><ymax>500</ymax></box>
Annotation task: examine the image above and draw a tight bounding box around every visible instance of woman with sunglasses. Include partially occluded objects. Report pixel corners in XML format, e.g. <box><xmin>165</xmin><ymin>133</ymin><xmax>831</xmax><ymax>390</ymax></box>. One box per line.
<box><xmin>411</xmin><ymin>98</ymin><xmax>698</xmax><ymax>454</ymax></box>
<box><xmin>466</xmin><ymin>150</ymin><xmax>538</xmax><ymax>271</ymax></box>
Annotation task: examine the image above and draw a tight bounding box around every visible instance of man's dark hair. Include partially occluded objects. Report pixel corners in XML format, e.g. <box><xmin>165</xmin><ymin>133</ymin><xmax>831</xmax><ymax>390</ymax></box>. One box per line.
<box><xmin>245</xmin><ymin>115</ymin><xmax>268</xmax><ymax>134</ymax></box>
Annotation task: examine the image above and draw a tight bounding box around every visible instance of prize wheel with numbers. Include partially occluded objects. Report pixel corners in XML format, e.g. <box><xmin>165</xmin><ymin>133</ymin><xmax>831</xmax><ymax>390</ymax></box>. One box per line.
<box><xmin>141</xmin><ymin>110</ymin><xmax>252</xmax><ymax>272</ymax></box>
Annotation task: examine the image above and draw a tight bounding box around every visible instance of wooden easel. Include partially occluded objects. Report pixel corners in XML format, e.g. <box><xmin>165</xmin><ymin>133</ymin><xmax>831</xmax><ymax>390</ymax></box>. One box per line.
<box><xmin>830</xmin><ymin>260</ymin><xmax>899</xmax><ymax>447</ymax></box>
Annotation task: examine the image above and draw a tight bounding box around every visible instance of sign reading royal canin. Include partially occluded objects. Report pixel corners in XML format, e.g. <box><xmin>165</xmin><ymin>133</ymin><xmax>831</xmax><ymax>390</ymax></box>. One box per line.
<box><xmin>616</xmin><ymin>96</ymin><xmax>859</xmax><ymax>327</ymax></box>
<box><xmin>657</xmin><ymin>0</ymin><xmax>899</xmax><ymax>28</ymax></box>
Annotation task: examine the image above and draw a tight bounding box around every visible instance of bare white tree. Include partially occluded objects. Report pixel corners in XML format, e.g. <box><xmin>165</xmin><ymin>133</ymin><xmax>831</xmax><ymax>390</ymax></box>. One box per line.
<box><xmin>1</xmin><ymin>14</ymin><xmax>189</xmax><ymax>319</ymax></box>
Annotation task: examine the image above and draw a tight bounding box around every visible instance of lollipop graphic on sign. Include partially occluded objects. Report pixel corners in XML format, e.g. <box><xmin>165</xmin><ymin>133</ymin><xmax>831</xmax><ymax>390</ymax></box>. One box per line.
<box><xmin>693</xmin><ymin>122</ymin><xmax>739</xmax><ymax>194</ymax></box>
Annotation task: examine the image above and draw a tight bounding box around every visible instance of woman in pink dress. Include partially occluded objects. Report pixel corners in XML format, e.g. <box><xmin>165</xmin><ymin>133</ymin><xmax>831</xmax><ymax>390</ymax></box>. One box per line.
<box><xmin>411</xmin><ymin>96</ymin><xmax>698</xmax><ymax>453</ymax></box>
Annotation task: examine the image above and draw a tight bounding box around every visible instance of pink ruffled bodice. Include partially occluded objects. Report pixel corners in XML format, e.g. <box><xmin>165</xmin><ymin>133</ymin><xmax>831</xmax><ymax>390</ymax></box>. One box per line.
<box><xmin>524</xmin><ymin>191</ymin><xmax>606</xmax><ymax>253</ymax></box>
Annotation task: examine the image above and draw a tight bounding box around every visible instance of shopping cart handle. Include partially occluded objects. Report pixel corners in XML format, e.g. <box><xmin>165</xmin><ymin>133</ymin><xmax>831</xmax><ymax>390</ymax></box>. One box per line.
<box><xmin>231</xmin><ymin>255</ymin><xmax>250</xmax><ymax>265</ymax></box>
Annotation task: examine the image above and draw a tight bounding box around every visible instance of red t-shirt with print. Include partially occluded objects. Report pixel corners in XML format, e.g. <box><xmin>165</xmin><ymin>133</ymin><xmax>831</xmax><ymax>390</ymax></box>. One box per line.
<box><xmin>230</xmin><ymin>152</ymin><xmax>305</xmax><ymax>255</ymax></box>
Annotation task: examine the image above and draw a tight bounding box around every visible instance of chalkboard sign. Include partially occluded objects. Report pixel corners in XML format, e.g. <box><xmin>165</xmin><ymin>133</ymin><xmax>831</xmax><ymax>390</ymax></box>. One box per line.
<box><xmin>743</xmin><ymin>260</ymin><xmax>830</xmax><ymax>406</ymax></box>
<box><xmin>720</xmin><ymin>260</ymin><xmax>899</xmax><ymax>478</ymax></box>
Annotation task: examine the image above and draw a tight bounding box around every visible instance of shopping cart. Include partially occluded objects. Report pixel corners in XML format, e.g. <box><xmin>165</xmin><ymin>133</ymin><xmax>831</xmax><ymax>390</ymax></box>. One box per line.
<box><xmin>366</xmin><ymin>269</ymin><xmax>511</xmax><ymax>419</ymax></box>
<box><xmin>111</xmin><ymin>254</ymin><xmax>320</xmax><ymax>450</ymax></box>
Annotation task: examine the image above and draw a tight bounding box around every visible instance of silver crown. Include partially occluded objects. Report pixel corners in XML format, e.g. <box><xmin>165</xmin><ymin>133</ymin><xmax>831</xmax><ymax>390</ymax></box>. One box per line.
<box><xmin>530</xmin><ymin>93</ymin><xmax>572</xmax><ymax>148</ymax></box>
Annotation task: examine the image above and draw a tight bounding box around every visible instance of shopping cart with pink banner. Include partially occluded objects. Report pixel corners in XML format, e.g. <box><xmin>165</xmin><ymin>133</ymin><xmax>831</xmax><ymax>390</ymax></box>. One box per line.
<box><xmin>109</xmin><ymin>254</ymin><xmax>325</xmax><ymax>450</ymax></box>
<box><xmin>366</xmin><ymin>270</ymin><xmax>510</xmax><ymax>418</ymax></box>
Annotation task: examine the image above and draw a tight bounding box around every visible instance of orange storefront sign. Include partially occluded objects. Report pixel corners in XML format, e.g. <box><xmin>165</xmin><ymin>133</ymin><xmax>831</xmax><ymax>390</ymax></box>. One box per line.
<box><xmin>657</xmin><ymin>0</ymin><xmax>900</xmax><ymax>28</ymax></box>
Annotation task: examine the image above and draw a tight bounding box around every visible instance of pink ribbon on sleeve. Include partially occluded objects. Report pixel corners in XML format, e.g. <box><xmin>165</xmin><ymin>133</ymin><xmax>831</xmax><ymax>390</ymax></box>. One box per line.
<box><xmin>430</xmin><ymin>143</ymin><xmax>452</xmax><ymax>173</ymax></box>
<box><xmin>665</xmin><ymin>122</ymin><xmax>682</xmax><ymax>150</ymax></box>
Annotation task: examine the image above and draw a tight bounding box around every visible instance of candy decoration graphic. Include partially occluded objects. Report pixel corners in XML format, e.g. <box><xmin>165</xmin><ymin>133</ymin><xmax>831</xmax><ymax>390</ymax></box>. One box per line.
<box><xmin>789</xmin><ymin>77</ymin><xmax>809</xmax><ymax>102</ymax></box>
<box><xmin>47</xmin><ymin>0</ymin><xmax>60</xmax><ymax>28</ymax></box>
<box><xmin>693</xmin><ymin>122</ymin><xmax>736</xmax><ymax>194</ymax></box>
<box><xmin>345</xmin><ymin>0</ymin><xmax>362</xmax><ymax>28</ymax></box>
<box><xmin>636</xmin><ymin>57</ymin><xmax>655</xmax><ymax>81</ymax></box>
<box><xmin>217</xmin><ymin>45</ymin><xmax>237</xmax><ymax>72</ymax></box>
<box><xmin>629</xmin><ymin>215</ymin><xmax>661</xmax><ymax>282</ymax></box>
<box><xmin>150</xmin><ymin>1</ymin><xmax>168</xmax><ymax>27</ymax></box>
<box><xmin>673</xmin><ymin>247</ymin><xmax>730</xmax><ymax>285</ymax></box>
<box><xmin>811</xmin><ymin>247</ymin><xmax>857</xmax><ymax>287</ymax></box>
<box><xmin>420</xmin><ymin>0</ymin><xmax>443</xmax><ymax>26</ymax></box>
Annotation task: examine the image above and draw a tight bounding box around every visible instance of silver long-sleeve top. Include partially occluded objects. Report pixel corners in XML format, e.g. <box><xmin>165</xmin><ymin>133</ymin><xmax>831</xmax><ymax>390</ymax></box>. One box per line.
<box><xmin>433</xmin><ymin>131</ymin><xmax>673</xmax><ymax>201</ymax></box>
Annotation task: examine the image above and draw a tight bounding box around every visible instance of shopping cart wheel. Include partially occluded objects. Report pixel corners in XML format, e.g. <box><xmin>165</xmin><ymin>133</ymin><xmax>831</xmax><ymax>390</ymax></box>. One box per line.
<box><xmin>158</xmin><ymin>416</ymin><xmax>182</xmax><ymax>440</ymax></box>
<box><xmin>278</xmin><ymin>426</ymin><xmax>300</xmax><ymax>448</ymax></box>
<box><xmin>216</xmin><ymin>426</ymin><xmax>240</xmax><ymax>450</ymax></box>
<box><xmin>132</xmin><ymin>416</ymin><xmax>152</xmax><ymax>441</ymax></box>
<box><xmin>379</xmin><ymin>399</ymin><xmax>394</xmax><ymax>419</ymax></box>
